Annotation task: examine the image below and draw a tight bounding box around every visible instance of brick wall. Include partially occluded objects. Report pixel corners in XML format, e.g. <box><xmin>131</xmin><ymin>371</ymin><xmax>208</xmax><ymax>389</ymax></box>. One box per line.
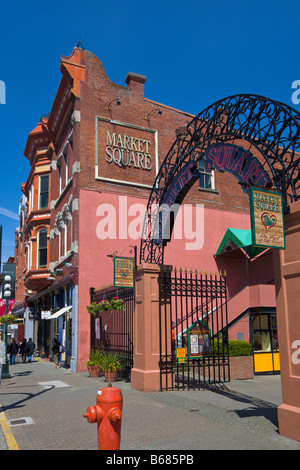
<box><xmin>77</xmin><ymin>48</ymin><xmax>250</xmax><ymax>214</ymax></box>
<box><xmin>229</xmin><ymin>356</ymin><xmax>254</xmax><ymax>380</ymax></box>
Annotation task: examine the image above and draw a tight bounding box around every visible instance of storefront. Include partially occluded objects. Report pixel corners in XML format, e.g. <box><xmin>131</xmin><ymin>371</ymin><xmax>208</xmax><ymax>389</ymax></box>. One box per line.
<box><xmin>27</xmin><ymin>278</ymin><xmax>73</xmax><ymax>365</ymax></box>
<box><xmin>250</xmin><ymin>309</ymin><xmax>280</xmax><ymax>374</ymax></box>
<box><xmin>46</xmin><ymin>304</ymin><xmax>72</xmax><ymax>365</ymax></box>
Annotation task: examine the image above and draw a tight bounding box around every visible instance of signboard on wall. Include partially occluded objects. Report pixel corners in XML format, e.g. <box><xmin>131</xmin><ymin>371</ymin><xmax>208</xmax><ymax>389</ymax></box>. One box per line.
<box><xmin>204</xmin><ymin>143</ymin><xmax>272</xmax><ymax>191</ymax></box>
<box><xmin>187</xmin><ymin>320</ymin><xmax>211</xmax><ymax>359</ymax></box>
<box><xmin>249</xmin><ymin>187</ymin><xmax>285</xmax><ymax>250</ymax></box>
<box><xmin>96</xmin><ymin>117</ymin><xmax>158</xmax><ymax>189</ymax></box>
<box><xmin>114</xmin><ymin>257</ymin><xmax>135</xmax><ymax>288</ymax></box>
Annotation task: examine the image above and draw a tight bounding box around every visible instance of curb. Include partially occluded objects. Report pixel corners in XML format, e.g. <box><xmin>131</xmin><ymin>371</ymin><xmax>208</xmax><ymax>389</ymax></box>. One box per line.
<box><xmin>0</xmin><ymin>406</ymin><xmax>19</xmax><ymax>450</ymax></box>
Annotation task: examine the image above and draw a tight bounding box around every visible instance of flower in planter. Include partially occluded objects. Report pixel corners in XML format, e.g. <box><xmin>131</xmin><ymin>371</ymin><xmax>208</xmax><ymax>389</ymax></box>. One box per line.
<box><xmin>86</xmin><ymin>298</ymin><xmax>125</xmax><ymax>315</ymax></box>
<box><xmin>0</xmin><ymin>314</ymin><xmax>15</xmax><ymax>324</ymax></box>
<box><xmin>99</xmin><ymin>300</ymin><xmax>112</xmax><ymax>311</ymax></box>
<box><xmin>110</xmin><ymin>297</ymin><xmax>125</xmax><ymax>311</ymax></box>
<box><xmin>100</xmin><ymin>352</ymin><xmax>123</xmax><ymax>371</ymax></box>
<box><xmin>85</xmin><ymin>349</ymin><xmax>103</xmax><ymax>367</ymax></box>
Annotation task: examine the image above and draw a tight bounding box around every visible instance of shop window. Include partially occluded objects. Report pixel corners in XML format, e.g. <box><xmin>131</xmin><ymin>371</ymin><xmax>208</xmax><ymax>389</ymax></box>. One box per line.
<box><xmin>198</xmin><ymin>159</ymin><xmax>215</xmax><ymax>190</ymax></box>
<box><xmin>38</xmin><ymin>229</ymin><xmax>48</xmax><ymax>268</ymax></box>
<box><xmin>271</xmin><ymin>315</ymin><xmax>279</xmax><ymax>351</ymax></box>
<box><xmin>39</xmin><ymin>175</ymin><xmax>49</xmax><ymax>209</ymax></box>
<box><xmin>253</xmin><ymin>332</ymin><xmax>271</xmax><ymax>352</ymax></box>
<box><xmin>252</xmin><ymin>313</ymin><xmax>278</xmax><ymax>353</ymax></box>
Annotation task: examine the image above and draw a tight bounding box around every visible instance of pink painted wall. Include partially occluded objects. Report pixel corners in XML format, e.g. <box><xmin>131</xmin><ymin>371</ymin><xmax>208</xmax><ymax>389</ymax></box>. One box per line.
<box><xmin>226</xmin><ymin>284</ymin><xmax>276</xmax><ymax>341</ymax></box>
<box><xmin>164</xmin><ymin>206</ymin><xmax>251</xmax><ymax>272</ymax></box>
<box><xmin>78</xmin><ymin>188</ymin><xmax>275</xmax><ymax>369</ymax></box>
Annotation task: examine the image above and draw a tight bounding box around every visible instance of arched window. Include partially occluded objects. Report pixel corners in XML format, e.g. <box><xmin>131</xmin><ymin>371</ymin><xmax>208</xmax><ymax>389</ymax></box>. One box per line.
<box><xmin>38</xmin><ymin>229</ymin><xmax>48</xmax><ymax>268</ymax></box>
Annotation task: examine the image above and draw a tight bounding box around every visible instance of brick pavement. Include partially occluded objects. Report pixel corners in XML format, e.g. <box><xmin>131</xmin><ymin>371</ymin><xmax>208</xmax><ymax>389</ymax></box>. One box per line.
<box><xmin>1</xmin><ymin>357</ymin><xmax>300</xmax><ymax>451</ymax></box>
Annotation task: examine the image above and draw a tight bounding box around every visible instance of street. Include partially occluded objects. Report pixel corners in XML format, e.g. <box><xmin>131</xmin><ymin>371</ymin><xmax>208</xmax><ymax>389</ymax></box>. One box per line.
<box><xmin>1</xmin><ymin>357</ymin><xmax>300</xmax><ymax>451</ymax></box>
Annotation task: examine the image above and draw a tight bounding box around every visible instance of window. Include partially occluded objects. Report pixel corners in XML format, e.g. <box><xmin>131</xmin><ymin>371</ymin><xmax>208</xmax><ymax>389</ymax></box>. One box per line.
<box><xmin>64</xmin><ymin>152</ymin><xmax>68</xmax><ymax>186</ymax></box>
<box><xmin>38</xmin><ymin>229</ymin><xmax>48</xmax><ymax>268</ymax></box>
<box><xmin>253</xmin><ymin>332</ymin><xmax>271</xmax><ymax>352</ymax></box>
<box><xmin>64</xmin><ymin>224</ymin><xmax>67</xmax><ymax>257</ymax></box>
<box><xmin>198</xmin><ymin>159</ymin><xmax>215</xmax><ymax>190</ymax></box>
<box><xmin>252</xmin><ymin>313</ymin><xmax>278</xmax><ymax>353</ymax></box>
<box><xmin>39</xmin><ymin>175</ymin><xmax>49</xmax><ymax>209</ymax></box>
<box><xmin>59</xmin><ymin>164</ymin><xmax>62</xmax><ymax>194</ymax></box>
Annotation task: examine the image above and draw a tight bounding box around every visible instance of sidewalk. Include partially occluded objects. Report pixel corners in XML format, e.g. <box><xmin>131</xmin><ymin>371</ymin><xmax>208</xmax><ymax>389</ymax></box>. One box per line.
<box><xmin>1</xmin><ymin>357</ymin><xmax>300</xmax><ymax>451</ymax></box>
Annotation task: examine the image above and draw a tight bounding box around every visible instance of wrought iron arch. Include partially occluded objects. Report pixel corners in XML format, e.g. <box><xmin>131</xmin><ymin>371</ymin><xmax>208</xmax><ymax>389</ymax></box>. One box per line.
<box><xmin>140</xmin><ymin>94</ymin><xmax>300</xmax><ymax>265</ymax></box>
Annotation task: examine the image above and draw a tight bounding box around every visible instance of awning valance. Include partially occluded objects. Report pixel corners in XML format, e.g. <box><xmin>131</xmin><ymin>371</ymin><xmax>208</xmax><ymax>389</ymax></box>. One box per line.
<box><xmin>47</xmin><ymin>305</ymin><xmax>72</xmax><ymax>320</ymax></box>
<box><xmin>215</xmin><ymin>228</ymin><xmax>266</xmax><ymax>259</ymax></box>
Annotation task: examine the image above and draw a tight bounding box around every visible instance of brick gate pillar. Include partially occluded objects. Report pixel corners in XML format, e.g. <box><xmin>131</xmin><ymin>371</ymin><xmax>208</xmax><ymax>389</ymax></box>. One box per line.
<box><xmin>273</xmin><ymin>200</ymin><xmax>300</xmax><ymax>442</ymax></box>
<box><xmin>131</xmin><ymin>264</ymin><xmax>172</xmax><ymax>391</ymax></box>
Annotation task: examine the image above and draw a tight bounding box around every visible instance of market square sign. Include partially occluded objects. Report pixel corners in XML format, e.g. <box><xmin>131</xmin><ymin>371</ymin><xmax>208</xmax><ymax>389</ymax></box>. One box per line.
<box><xmin>96</xmin><ymin>117</ymin><xmax>158</xmax><ymax>189</ymax></box>
<box><xmin>249</xmin><ymin>187</ymin><xmax>285</xmax><ymax>249</ymax></box>
<box><xmin>205</xmin><ymin>143</ymin><xmax>272</xmax><ymax>189</ymax></box>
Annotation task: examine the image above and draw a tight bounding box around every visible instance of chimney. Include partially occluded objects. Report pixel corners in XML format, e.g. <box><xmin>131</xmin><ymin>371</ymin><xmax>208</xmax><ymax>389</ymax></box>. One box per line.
<box><xmin>125</xmin><ymin>72</ymin><xmax>146</xmax><ymax>97</ymax></box>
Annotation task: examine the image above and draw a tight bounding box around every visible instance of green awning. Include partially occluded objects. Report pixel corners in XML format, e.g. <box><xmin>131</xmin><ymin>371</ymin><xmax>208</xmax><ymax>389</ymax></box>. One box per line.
<box><xmin>215</xmin><ymin>228</ymin><xmax>266</xmax><ymax>259</ymax></box>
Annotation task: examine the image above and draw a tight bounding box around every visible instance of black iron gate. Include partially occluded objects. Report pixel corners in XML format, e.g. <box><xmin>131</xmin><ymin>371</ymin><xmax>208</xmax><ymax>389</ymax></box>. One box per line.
<box><xmin>91</xmin><ymin>285</ymin><xmax>134</xmax><ymax>382</ymax></box>
<box><xmin>159</xmin><ymin>267</ymin><xmax>230</xmax><ymax>391</ymax></box>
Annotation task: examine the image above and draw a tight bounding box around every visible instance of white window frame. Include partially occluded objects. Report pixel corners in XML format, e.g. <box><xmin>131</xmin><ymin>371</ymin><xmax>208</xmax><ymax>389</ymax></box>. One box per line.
<box><xmin>198</xmin><ymin>159</ymin><xmax>215</xmax><ymax>190</ymax></box>
<box><xmin>38</xmin><ymin>175</ymin><xmax>49</xmax><ymax>210</ymax></box>
<box><xmin>37</xmin><ymin>229</ymin><xmax>48</xmax><ymax>269</ymax></box>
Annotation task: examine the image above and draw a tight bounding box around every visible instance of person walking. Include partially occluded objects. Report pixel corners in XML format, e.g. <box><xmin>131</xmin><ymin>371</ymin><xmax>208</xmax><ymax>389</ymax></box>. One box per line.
<box><xmin>52</xmin><ymin>337</ymin><xmax>61</xmax><ymax>368</ymax></box>
<box><xmin>9</xmin><ymin>338</ymin><xmax>19</xmax><ymax>365</ymax></box>
<box><xmin>20</xmin><ymin>338</ymin><xmax>27</xmax><ymax>363</ymax></box>
<box><xmin>26</xmin><ymin>338</ymin><xmax>35</xmax><ymax>362</ymax></box>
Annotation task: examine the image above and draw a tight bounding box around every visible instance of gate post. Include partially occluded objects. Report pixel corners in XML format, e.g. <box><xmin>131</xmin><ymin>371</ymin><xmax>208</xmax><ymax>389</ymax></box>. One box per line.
<box><xmin>273</xmin><ymin>200</ymin><xmax>300</xmax><ymax>442</ymax></box>
<box><xmin>131</xmin><ymin>264</ymin><xmax>160</xmax><ymax>391</ymax></box>
<box><xmin>131</xmin><ymin>264</ymin><xmax>172</xmax><ymax>391</ymax></box>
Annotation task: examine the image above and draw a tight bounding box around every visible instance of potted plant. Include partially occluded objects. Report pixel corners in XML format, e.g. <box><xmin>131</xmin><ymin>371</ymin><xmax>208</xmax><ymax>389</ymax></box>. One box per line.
<box><xmin>0</xmin><ymin>314</ymin><xmax>15</xmax><ymax>324</ymax></box>
<box><xmin>87</xmin><ymin>298</ymin><xmax>125</xmax><ymax>315</ymax></box>
<box><xmin>100</xmin><ymin>352</ymin><xmax>123</xmax><ymax>382</ymax></box>
<box><xmin>86</xmin><ymin>301</ymin><xmax>110</xmax><ymax>315</ymax></box>
<box><xmin>86</xmin><ymin>349</ymin><xmax>103</xmax><ymax>377</ymax></box>
<box><xmin>110</xmin><ymin>297</ymin><xmax>125</xmax><ymax>311</ymax></box>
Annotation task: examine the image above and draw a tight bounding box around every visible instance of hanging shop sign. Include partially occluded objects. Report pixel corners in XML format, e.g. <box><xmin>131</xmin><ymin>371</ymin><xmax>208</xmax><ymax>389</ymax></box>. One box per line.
<box><xmin>114</xmin><ymin>256</ymin><xmax>135</xmax><ymax>288</ymax></box>
<box><xmin>249</xmin><ymin>187</ymin><xmax>285</xmax><ymax>250</ymax></box>
<box><xmin>187</xmin><ymin>320</ymin><xmax>211</xmax><ymax>359</ymax></box>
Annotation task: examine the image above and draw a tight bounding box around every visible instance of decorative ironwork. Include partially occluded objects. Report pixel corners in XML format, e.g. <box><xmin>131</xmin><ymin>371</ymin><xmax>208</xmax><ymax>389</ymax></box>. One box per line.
<box><xmin>159</xmin><ymin>267</ymin><xmax>229</xmax><ymax>391</ymax></box>
<box><xmin>140</xmin><ymin>94</ymin><xmax>300</xmax><ymax>264</ymax></box>
<box><xmin>91</xmin><ymin>285</ymin><xmax>134</xmax><ymax>382</ymax></box>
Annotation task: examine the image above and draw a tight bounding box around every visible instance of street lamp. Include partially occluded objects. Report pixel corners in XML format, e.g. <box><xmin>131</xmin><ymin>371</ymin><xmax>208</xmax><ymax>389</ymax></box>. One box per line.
<box><xmin>2</xmin><ymin>275</ymin><xmax>12</xmax><ymax>378</ymax></box>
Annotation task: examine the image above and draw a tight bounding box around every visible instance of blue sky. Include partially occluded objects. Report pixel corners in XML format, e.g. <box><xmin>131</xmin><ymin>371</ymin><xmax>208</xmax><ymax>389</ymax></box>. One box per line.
<box><xmin>0</xmin><ymin>0</ymin><xmax>300</xmax><ymax>265</ymax></box>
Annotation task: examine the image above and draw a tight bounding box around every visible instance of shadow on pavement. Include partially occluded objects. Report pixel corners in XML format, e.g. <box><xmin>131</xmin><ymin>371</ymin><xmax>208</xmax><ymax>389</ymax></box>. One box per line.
<box><xmin>205</xmin><ymin>383</ymin><xmax>278</xmax><ymax>427</ymax></box>
<box><xmin>0</xmin><ymin>385</ymin><xmax>54</xmax><ymax>413</ymax></box>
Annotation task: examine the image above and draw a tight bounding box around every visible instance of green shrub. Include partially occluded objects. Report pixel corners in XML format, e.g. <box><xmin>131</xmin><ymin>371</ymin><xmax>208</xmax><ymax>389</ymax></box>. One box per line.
<box><xmin>99</xmin><ymin>352</ymin><xmax>123</xmax><ymax>371</ymax></box>
<box><xmin>86</xmin><ymin>349</ymin><xmax>104</xmax><ymax>366</ymax></box>
<box><xmin>212</xmin><ymin>339</ymin><xmax>251</xmax><ymax>357</ymax></box>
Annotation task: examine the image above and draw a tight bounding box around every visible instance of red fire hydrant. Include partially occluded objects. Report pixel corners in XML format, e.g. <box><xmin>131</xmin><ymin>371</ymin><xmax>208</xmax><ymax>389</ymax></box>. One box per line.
<box><xmin>83</xmin><ymin>383</ymin><xmax>123</xmax><ymax>450</ymax></box>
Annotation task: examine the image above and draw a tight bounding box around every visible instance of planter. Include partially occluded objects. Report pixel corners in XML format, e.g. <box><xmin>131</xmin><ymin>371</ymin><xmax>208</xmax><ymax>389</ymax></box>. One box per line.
<box><xmin>104</xmin><ymin>369</ymin><xmax>118</xmax><ymax>382</ymax></box>
<box><xmin>207</xmin><ymin>356</ymin><xmax>254</xmax><ymax>380</ymax></box>
<box><xmin>87</xmin><ymin>365</ymin><xmax>101</xmax><ymax>377</ymax></box>
<box><xmin>229</xmin><ymin>356</ymin><xmax>254</xmax><ymax>380</ymax></box>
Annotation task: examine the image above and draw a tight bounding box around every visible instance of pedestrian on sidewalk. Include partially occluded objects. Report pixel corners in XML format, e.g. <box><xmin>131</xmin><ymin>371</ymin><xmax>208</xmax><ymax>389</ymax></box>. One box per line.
<box><xmin>26</xmin><ymin>338</ymin><xmax>35</xmax><ymax>362</ymax></box>
<box><xmin>20</xmin><ymin>338</ymin><xmax>27</xmax><ymax>363</ymax></box>
<box><xmin>9</xmin><ymin>338</ymin><xmax>19</xmax><ymax>365</ymax></box>
<box><xmin>52</xmin><ymin>337</ymin><xmax>61</xmax><ymax>368</ymax></box>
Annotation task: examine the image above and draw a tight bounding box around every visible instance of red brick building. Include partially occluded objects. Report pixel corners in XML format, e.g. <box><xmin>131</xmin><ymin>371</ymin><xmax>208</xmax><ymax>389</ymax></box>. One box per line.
<box><xmin>14</xmin><ymin>46</ymin><xmax>277</xmax><ymax>374</ymax></box>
